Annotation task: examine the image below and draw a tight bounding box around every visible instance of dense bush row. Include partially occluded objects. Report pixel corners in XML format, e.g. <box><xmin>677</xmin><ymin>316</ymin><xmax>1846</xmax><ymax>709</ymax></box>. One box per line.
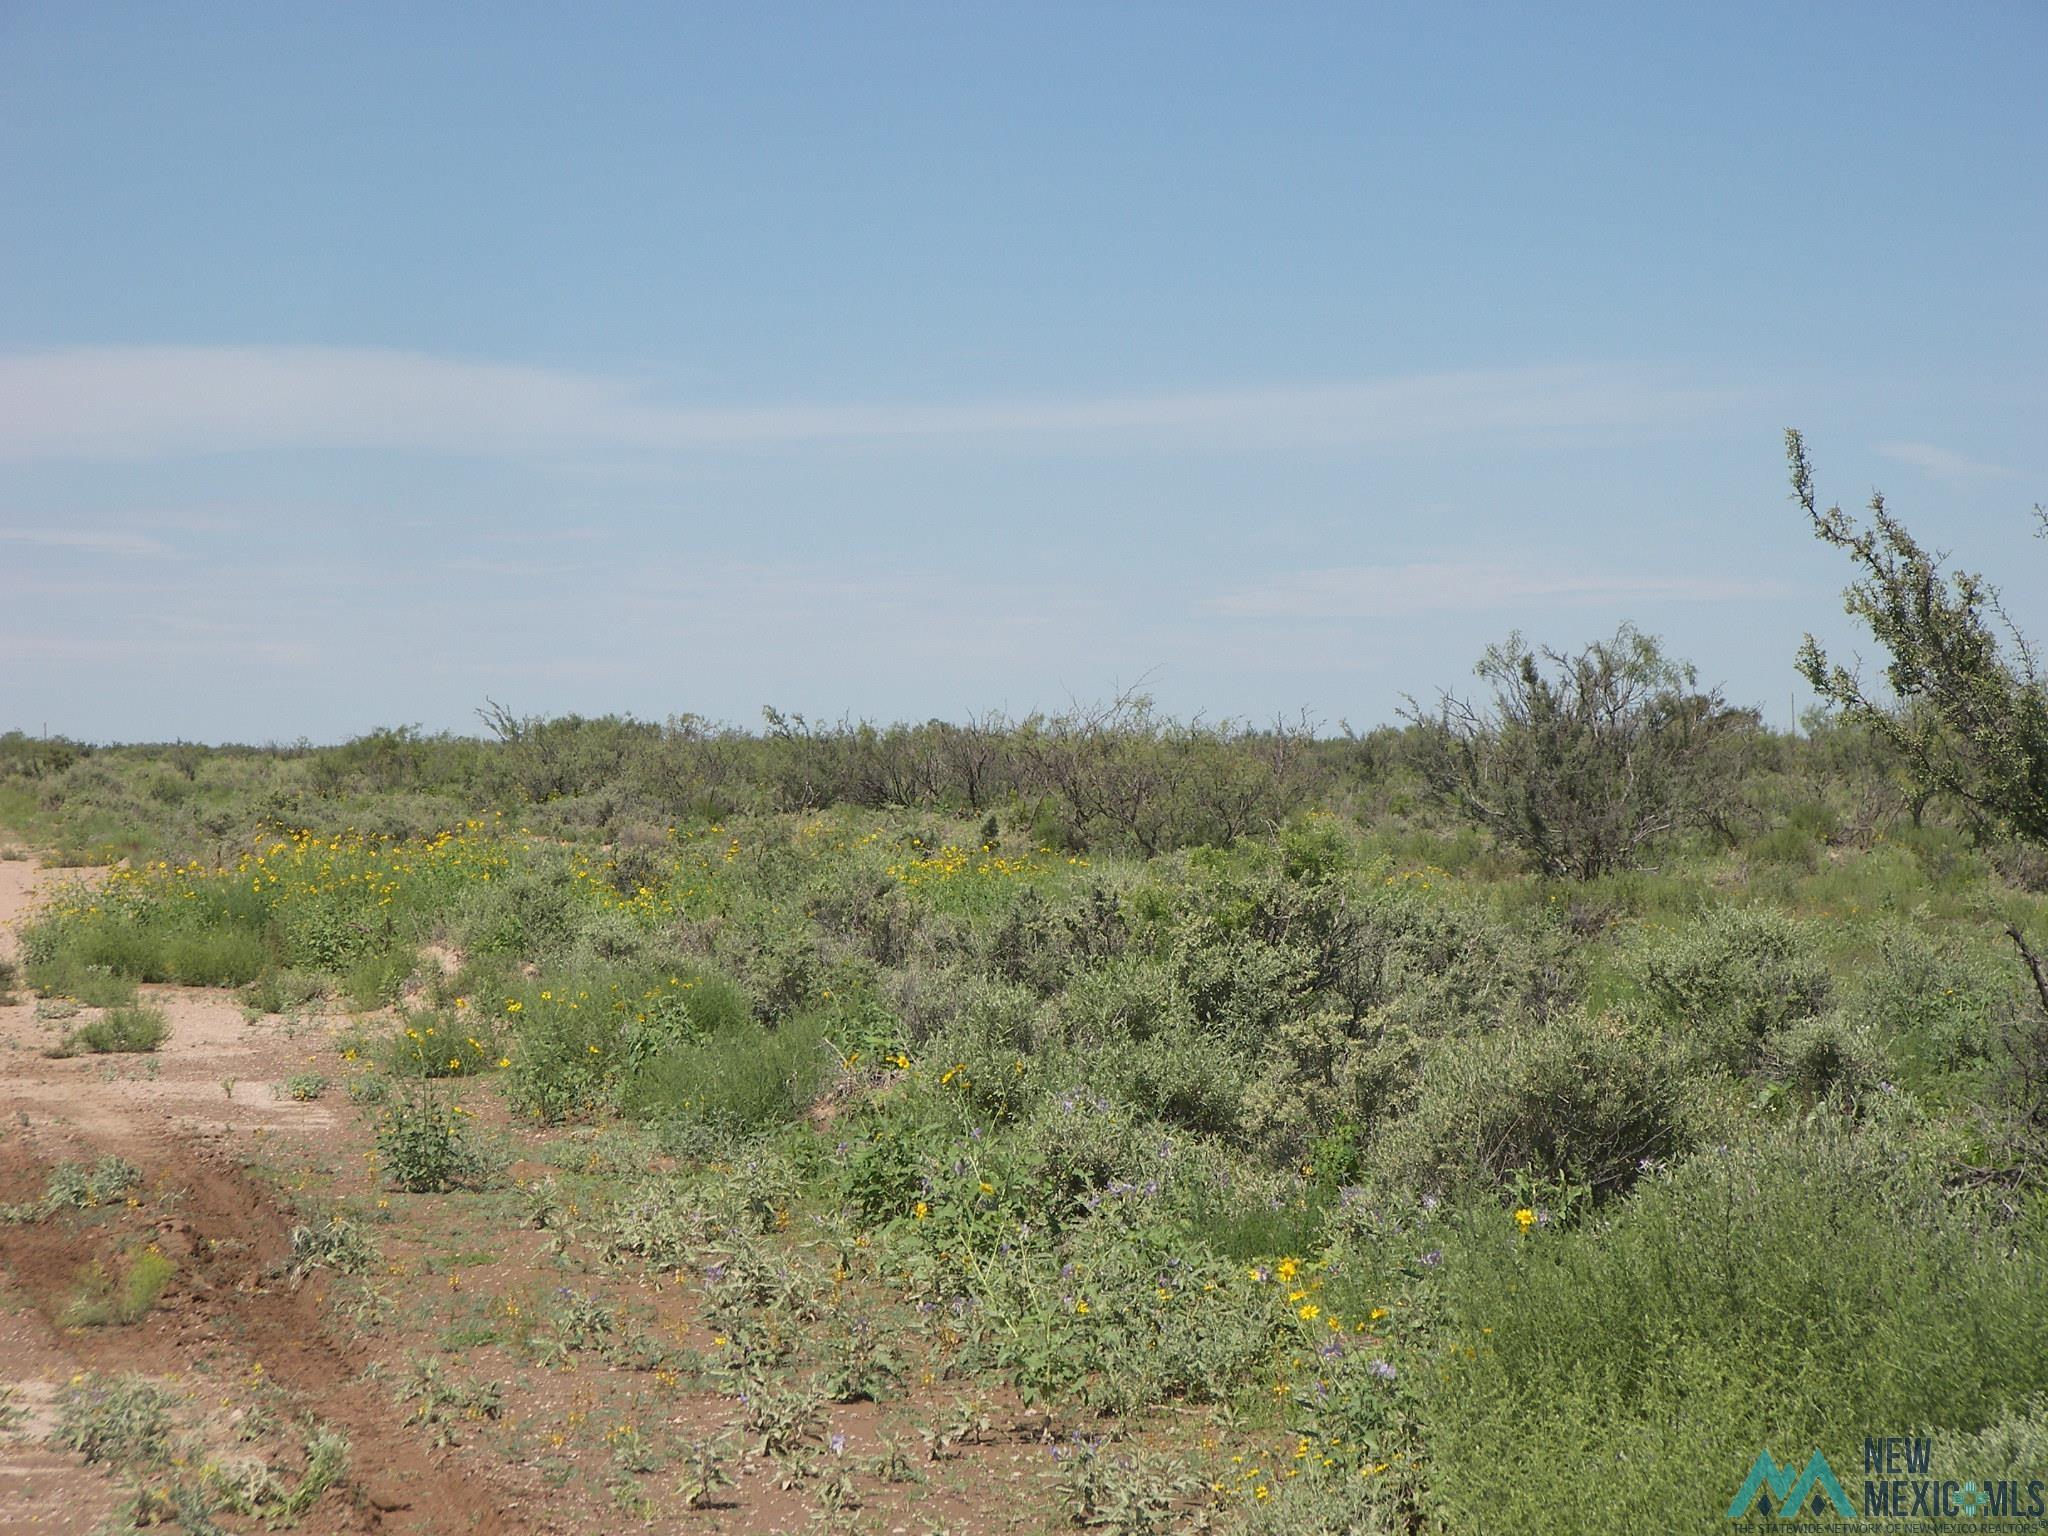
<box><xmin>0</xmin><ymin>648</ymin><xmax>1944</xmax><ymax>875</ymax></box>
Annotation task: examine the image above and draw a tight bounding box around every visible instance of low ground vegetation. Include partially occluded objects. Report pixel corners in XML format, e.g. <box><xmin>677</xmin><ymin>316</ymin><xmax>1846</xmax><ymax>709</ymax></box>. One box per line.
<box><xmin>9</xmin><ymin>626</ymin><xmax>2048</xmax><ymax>1528</ymax></box>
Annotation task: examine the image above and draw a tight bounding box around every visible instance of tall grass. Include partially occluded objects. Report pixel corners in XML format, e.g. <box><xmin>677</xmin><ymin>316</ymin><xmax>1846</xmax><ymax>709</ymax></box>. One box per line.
<box><xmin>619</xmin><ymin>1009</ymin><xmax>834</xmax><ymax>1130</ymax></box>
<box><xmin>1419</xmin><ymin>1119</ymin><xmax>2048</xmax><ymax>1533</ymax></box>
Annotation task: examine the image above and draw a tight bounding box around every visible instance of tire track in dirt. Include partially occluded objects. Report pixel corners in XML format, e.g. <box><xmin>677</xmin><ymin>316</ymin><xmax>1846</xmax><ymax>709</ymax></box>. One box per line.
<box><xmin>0</xmin><ymin>854</ymin><xmax>533</xmax><ymax>1535</ymax></box>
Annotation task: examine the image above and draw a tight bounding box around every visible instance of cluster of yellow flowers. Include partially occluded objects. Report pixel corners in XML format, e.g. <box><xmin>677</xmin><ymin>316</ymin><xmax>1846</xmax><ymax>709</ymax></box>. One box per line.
<box><xmin>884</xmin><ymin>840</ymin><xmax>1048</xmax><ymax>888</ymax></box>
<box><xmin>1215</xmin><ymin>1434</ymin><xmax>1389</xmax><ymax>1503</ymax></box>
<box><xmin>48</xmin><ymin>819</ymin><xmax>516</xmax><ymax>923</ymax></box>
<box><xmin>1381</xmin><ymin>864</ymin><xmax>1449</xmax><ymax>893</ymax></box>
<box><xmin>1245</xmin><ymin>1255</ymin><xmax>1396</xmax><ymax>1345</ymax></box>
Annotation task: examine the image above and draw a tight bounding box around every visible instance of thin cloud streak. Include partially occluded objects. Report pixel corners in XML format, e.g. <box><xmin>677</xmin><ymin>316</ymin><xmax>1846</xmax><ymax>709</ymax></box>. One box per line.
<box><xmin>1874</xmin><ymin>441</ymin><xmax>2019</xmax><ymax>482</ymax></box>
<box><xmin>0</xmin><ymin>526</ymin><xmax>179</xmax><ymax>558</ymax></box>
<box><xmin>1208</xmin><ymin>561</ymin><xmax>1794</xmax><ymax>620</ymax></box>
<box><xmin>0</xmin><ymin>346</ymin><xmax>1736</xmax><ymax>462</ymax></box>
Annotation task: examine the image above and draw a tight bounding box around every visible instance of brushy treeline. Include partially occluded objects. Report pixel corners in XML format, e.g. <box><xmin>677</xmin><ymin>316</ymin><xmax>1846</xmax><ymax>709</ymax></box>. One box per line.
<box><xmin>0</xmin><ymin>685</ymin><xmax>1945</xmax><ymax>876</ymax></box>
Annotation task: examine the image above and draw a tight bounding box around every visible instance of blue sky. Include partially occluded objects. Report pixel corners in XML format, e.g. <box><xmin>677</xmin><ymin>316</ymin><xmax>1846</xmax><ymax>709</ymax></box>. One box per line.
<box><xmin>2</xmin><ymin>3</ymin><xmax>2042</xmax><ymax>743</ymax></box>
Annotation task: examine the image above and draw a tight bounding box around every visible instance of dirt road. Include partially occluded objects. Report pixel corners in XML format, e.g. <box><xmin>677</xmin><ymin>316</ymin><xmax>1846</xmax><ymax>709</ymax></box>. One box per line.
<box><xmin>0</xmin><ymin>854</ymin><xmax>529</xmax><ymax>1535</ymax></box>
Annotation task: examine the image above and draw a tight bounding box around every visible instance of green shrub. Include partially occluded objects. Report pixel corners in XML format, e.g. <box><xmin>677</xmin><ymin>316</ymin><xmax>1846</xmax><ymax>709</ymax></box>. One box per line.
<box><xmin>240</xmin><ymin>967</ymin><xmax>327</xmax><ymax>1015</ymax></box>
<box><xmin>1748</xmin><ymin>822</ymin><xmax>1821</xmax><ymax>870</ymax></box>
<box><xmin>1417</xmin><ymin>1119</ymin><xmax>2048</xmax><ymax>1535</ymax></box>
<box><xmin>1373</xmin><ymin>1012</ymin><xmax>1688</xmax><ymax>1198</ymax></box>
<box><xmin>1173</xmin><ymin>1158</ymin><xmax>1336</xmax><ymax>1264</ymax></box>
<box><xmin>979</xmin><ymin>885</ymin><xmax>1082</xmax><ymax>996</ymax></box>
<box><xmin>52</xmin><ymin>1372</ymin><xmax>176</xmax><ymax>1465</ymax></box>
<box><xmin>162</xmin><ymin>926</ymin><xmax>268</xmax><ymax>986</ymax></box>
<box><xmin>1749</xmin><ymin>800</ymin><xmax>1840</xmax><ymax>871</ymax></box>
<box><xmin>22</xmin><ymin>947</ymin><xmax>138</xmax><ymax>1008</ymax></box>
<box><xmin>725</xmin><ymin>911</ymin><xmax>825</xmax><ymax>1019</ymax></box>
<box><xmin>1936</xmin><ymin>1397</ymin><xmax>2048</xmax><ymax>1485</ymax></box>
<box><xmin>1851</xmin><ymin>925</ymin><xmax>2014</xmax><ymax>1078</ymax></box>
<box><xmin>1627</xmin><ymin>905</ymin><xmax>1831</xmax><ymax>1071</ymax></box>
<box><xmin>279</xmin><ymin>899</ymin><xmax>383</xmax><ymax>970</ymax></box>
<box><xmin>1097</xmin><ymin>1026</ymin><xmax>1244</xmax><ymax>1142</ymax></box>
<box><xmin>345</xmin><ymin>947</ymin><xmax>418</xmax><ymax>1011</ymax></box>
<box><xmin>1761</xmin><ymin>1014</ymin><xmax>1882</xmax><ymax>1107</ymax></box>
<box><xmin>1792</xmin><ymin>428</ymin><xmax>2048</xmax><ymax>847</ymax></box>
<box><xmin>61</xmin><ymin>1004</ymin><xmax>169</xmax><ymax>1055</ymax></box>
<box><xmin>921</xmin><ymin>979</ymin><xmax>1056</xmax><ymax>1126</ymax></box>
<box><xmin>1405</xmin><ymin>626</ymin><xmax>1753</xmax><ymax>879</ymax></box>
<box><xmin>381</xmin><ymin>1007</ymin><xmax>495</xmax><ymax>1079</ymax></box>
<box><xmin>43</xmin><ymin>918</ymin><xmax>172</xmax><ymax>983</ymax></box>
<box><xmin>1</xmin><ymin>1156</ymin><xmax>141</xmax><ymax>1222</ymax></box>
<box><xmin>500</xmin><ymin>1001</ymin><xmax>616</xmax><ymax>1124</ymax></box>
<box><xmin>487</xmin><ymin>964</ymin><xmax>752</xmax><ymax>1123</ymax></box>
<box><xmin>1057</xmin><ymin>954</ymin><xmax>1182</xmax><ymax>1049</ymax></box>
<box><xmin>459</xmin><ymin>862</ymin><xmax>577</xmax><ymax>958</ymax></box>
<box><xmin>60</xmin><ymin>1245</ymin><xmax>176</xmax><ymax>1326</ymax></box>
<box><xmin>287</xmin><ymin>1216</ymin><xmax>377</xmax><ymax>1278</ymax></box>
<box><xmin>565</xmin><ymin>904</ymin><xmax>655</xmax><ymax>965</ymax></box>
<box><xmin>1013</xmin><ymin>1090</ymin><xmax>1155</xmax><ymax>1228</ymax></box>
<box><xmin>1234</xmin><ymin>1010</ymin><xmax>1393</xmax><ymax>1164</ymax></box>
<box><xmin>619</xmin><ymin>1011</ymin><xmax>832</xmax><ymax>1130</ymax></box>
<box><xmin>374</xmin><ymin>1085</ymin><xmax>485</xmax><ymax>1192</ymax></box>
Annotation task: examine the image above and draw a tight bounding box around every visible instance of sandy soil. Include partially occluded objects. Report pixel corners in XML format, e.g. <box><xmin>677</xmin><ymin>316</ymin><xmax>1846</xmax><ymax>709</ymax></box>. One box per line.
<box><xmin>0</xmin><ymin>854</ymin><xmax>528</xmax><ymax>1535</ymax></box>
<box><xmin>0</xmin><ymin>855</ymin><xmax>1081</xmax><ymax>1536</ymax></box>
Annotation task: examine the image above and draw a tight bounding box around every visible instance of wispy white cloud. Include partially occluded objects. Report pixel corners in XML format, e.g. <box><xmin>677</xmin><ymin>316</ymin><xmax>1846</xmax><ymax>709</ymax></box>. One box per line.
<box><xmin>0</xmin><ymin>525</ymin><xmax>179</xmax><ymax>558</ymax></box>
<box><xmin>1207</xmin><ymin>560</ymin><xmax>1791</xmax><ymax>620</ymax></box>
<box><xmin>0</xmin><ymin>346</ymin><xmax>1734</xmax><ymax>462</ymax></box>
<box><xmin>479</xmin><ymin>526</ymin><xmax>612</xmax><ymax>546</ymax></box>
<box><xmin>1874</xmin><ymin>440</ymin><xmax>2018</xmax><ymax>483</ymax></box>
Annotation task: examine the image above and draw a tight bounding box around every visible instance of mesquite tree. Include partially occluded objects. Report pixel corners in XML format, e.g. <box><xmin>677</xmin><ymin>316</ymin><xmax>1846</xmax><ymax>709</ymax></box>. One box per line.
<box><xmin>1789</xmin><ymin>428</ymin><xmax>2048</xmax><ymax>842</ymax></box>
<box><xmin>1405</xmin><ymin>626</ymin><xmax>1752</xmax><ymax>879</ymax></box>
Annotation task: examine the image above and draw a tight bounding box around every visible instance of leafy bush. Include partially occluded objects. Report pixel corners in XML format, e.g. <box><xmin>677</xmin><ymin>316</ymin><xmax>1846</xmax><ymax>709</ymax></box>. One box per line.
<box><xmin>60</xmin><ymin>1244</ymin><xmax>176</xmax><ymax>1326</ymax></box>
<box><xmin>500</xmin><ymin>997</ymin><xmax>618</xmax><ymax>1124</ymax></box>
<box><xmin>620</xmin><ymin>1010</ymin><xmax>833</xmax><ymax>1130</ymax></box>
<box><xmin>1417</xmin><ymin>1120</ymin><xmax>2048</xmax><ymax>1535</ymax></box>
<box><xmin>1791</xmin><ymin>428</ymin><xmax>2048</xmax><ymax>843</ymax></box>
<box><xmin>345</xmin><ymin>946</ymin><xmax>418</xmax><ymax>1011</ymax></box>
<box><xmin>52</xmin><ymin>1372</ymin><xmax>176</xmax><ymax>1465</ymax></box>
<box><xmin>1748</xmin><ymin>821</ymin><xmax>1823</xmax><ymax>870</ymax></box>
<box><xmin>1096</xmin><ymin>1025</ymin><xmax>1244</xmax><ymax>1143</ymax></box>
<box><xmin>240</xmin><ymin>967</ymin><xmax>327</xmax><ymax>1015</ymax></box>
<box><xmin>21</xmin><ymin>945</ymin><xmax>138</xmax><ymax>1008</ymax></box>
<box><xmin>1626</xmin><ymin>905</ymin><xmax>1830</xmax><ymax>1072</ymax></box>
<box><xmin>1851</xmin><ymin>925</ymin><xmax>2015</xmax><ymax>1078</ymax></box>
<box><xmin>1373</xmin><ymin>1012</ymin><xmax>1689</xmax><ymax>1198</ymax></box>
<box><xmin>1761</xmin><ymin>1014</ymin><xmax>1882</xmax><ymax>1107</ymax></box>
<box><xmin>1013</xmin><ymin>1090</ymin><xmax>1156</xmax><ymax>1229</ymax></box>
<box><xmin>382</xmin><ymin>1007</ymin><xmax>495</xmax><ymax>1079</ymax></box>
<box><xmin>1</xmin><ymin>1156</ymin><xmax>142</xmax><ymax>1221</ymax></box>
<box><xmin>60</xmin><ymin>1003</ymin><xmax>169</xmax><ymax>1055</ymax></box>
<box><xmin>1234</xmin><ymin>1010</ymin><xmax>1396</xmax><ymax>1164</ymax></box>
<box><xmin>374</xmin><ymin>1085</ymin><xmax>485</xmax><ymax>1192</ymax></box>
<box><xmin>920</xmin><ymin>979</ymin><xmax>1057</xmax><ymax>1127</ymax></box>
<box><xmin>1406</xmin><ymin>626</ymin><xmax>1754</xmax><ymax>878</ymax></box>
<box><xmin>161</xmin><ymin>926</ymin><xmax>269</xmax><ymax>986</ymax></box>
<box><xmin>287</xmin><ymin>1216</ymin><xmax>377</xmax><ymax>1278</ymax></box>
<box><xmin>459</xmin><ymin>861</ymin><xmax>578</xmax><ymax>957</ymax></box>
